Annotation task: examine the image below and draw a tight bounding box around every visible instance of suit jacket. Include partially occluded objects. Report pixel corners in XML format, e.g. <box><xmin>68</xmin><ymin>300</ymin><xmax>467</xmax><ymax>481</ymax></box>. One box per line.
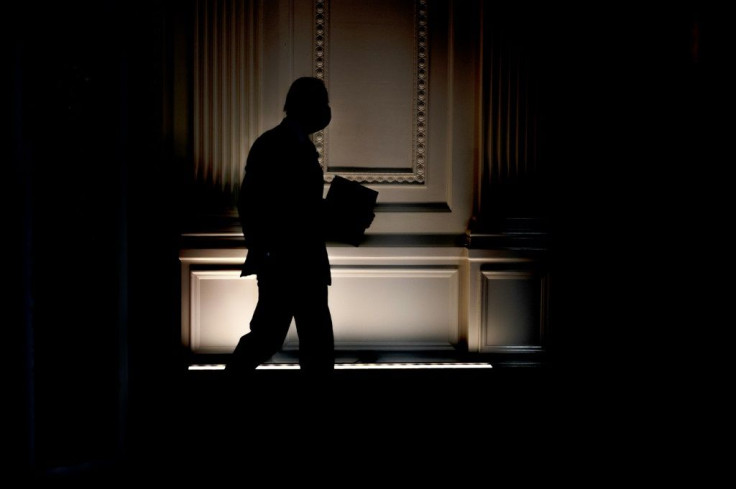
<box><xmin>238</xmin><ymin>118</ymin><xmax>331</xmax><ymax>285</ymax></box>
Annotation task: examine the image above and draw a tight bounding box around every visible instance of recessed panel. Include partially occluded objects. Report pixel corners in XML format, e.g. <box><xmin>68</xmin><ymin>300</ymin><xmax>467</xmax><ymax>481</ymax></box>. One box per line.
<box><xmin>190</xmin><ymin>271</ymin><xmax>259</xmax><ymax>353</ymax></box>
<box><xmin>315</xmin><ymin>0</ymin><xmax>428</xmax><ymax>183</ymax></box>
<box><xmin>481</xmin><ymin>271</ymin><xmax>542</xmax><ymax>348</ymax></box>
<box><xmin>287</xmin><ymin>267</ymin><xmax>458</xmax><ymax>348</ymax></box>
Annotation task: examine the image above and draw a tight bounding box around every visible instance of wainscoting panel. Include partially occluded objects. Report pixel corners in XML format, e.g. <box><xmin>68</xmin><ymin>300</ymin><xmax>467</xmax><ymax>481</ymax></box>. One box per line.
<box><xmin>189</xmin><ymin>270</ymin><xmax>258</xmax><ymax>354</ymax></box>
<box><xmin>181</xmin><ymin>246</ymin><xmax>549</xmax><ymax>356</ymax></box>
<box><xmin>181</xmin><ymin>246</ymin><xmax>465</xmax><ymax>353</ymax></box>
<box><xmin>480</xmin><ymin>270</ymin><xmax>545</xmax><ymax>350</ymax></box>
<box><xmin>465</xmin><ymin>250</ymin><xmax>549</xmax><ymax>353</ymax></box>
<box><xmin>285</xmin><ymin>267</ymin><xmax>459</xmax><ymax>350</ymax></box>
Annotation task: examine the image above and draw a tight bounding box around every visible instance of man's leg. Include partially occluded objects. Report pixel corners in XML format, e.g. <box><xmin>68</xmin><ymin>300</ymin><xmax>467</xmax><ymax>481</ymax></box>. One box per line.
<box><xmin>226</xmin><ymin>276</ymin><xmax>294</xmax><ymax>375</ymax></box>
<box><xmin>294</xmin><ymin>282</ymin><xmax>334</xmax><ymax>375</ymax></box>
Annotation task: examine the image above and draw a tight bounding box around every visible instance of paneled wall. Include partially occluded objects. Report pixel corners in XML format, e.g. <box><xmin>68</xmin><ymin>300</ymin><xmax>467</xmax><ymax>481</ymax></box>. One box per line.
<box><xmin>177</xmin><ymin>0</ymin><xmax>551</xmax><ymax>357</ymax></box>
<box><xmin>180</xmin><ymin>245</ymin><xmax>548</xmax><ymax>354</ymax></box>
<box><xmin>181</xmin><ymin>246</ymin><xmax>467</xmax><ymax>353</ymax></box>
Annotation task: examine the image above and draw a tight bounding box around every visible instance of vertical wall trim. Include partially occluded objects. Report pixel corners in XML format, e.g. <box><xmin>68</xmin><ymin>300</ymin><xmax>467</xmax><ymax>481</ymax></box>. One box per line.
<box><xmin>473</xmin><ymin>0</ymin><xmax>485</xmax><ymax>222</ymax></box>
<box><xmin>469</xmin><ymin>4</ymin><xmax>547</xmax><ymax>229</ymax></box>
<box><xmin>313</xmin><ymin>0</ymin><xmax>328</xmax><ymax>170</ymax></box>
<box><xmin>445</xmin><ymin>0</ymin><xmax>454</xmax><ymax>205</ymax></box>
<box><xmin>193</xmin><ymin>0</ymin><xmax>259</xmax><ymax>198</ymax></box>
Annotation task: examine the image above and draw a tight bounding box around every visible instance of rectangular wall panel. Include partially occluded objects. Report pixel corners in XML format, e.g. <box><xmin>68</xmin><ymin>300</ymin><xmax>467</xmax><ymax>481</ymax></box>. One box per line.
<box><xmin>188</xmin><ymin>265</ymin><xmax>459</xmax><ymax>353</ymax></box>
<box><xmin>190</xmin><ymin>270</ymin><xmax>259</xmax><ymax>353</ymax></box>
<box><xmin>287</xmin><ymin>267</ymin><xmax>459</xmax><ymax>349</ymax></box>
<box><xmin>480</xmin><ymin>270</ymin><xmax>547</xmax><ymax>351</ymax></box>
<box><xmin>322</xmin><ymin>0</ymin><xmax>419</xmax><ymax>178</ymax></box>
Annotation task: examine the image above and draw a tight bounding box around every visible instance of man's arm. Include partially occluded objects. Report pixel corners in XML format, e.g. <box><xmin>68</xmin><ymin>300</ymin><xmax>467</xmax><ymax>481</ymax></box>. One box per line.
<box><xmin>238</xmin><ymin>141</ymin><xmax>267</xmax><ymax>251</ymax></box>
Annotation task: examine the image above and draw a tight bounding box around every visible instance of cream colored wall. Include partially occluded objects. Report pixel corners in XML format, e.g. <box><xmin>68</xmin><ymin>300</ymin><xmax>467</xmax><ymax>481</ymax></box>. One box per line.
<box><xmin>180</xmin><ymin>246</ymin><xmax>548</xmax><ymax>354</ymax></box>
<box><xmin>189</xmin><ymin>0</ymin><xmax>476</xmax><ymax>232</ymax></box>
<box><xmin>181</xmin><ymin>247</ymin><xmax>466</xmax><ymax>353</ymax></box>
<box><xmin>180</xmin><ymin>1</ymin><xmax>548</xmax><ymax>355</ymax></box>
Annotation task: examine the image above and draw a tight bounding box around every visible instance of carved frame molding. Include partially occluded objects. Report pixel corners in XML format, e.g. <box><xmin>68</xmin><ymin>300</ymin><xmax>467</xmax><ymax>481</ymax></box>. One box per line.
<box><xmin>313</xmin><ymin>0</ymin><xmax>428</xmax><ymax>184</ymax></box>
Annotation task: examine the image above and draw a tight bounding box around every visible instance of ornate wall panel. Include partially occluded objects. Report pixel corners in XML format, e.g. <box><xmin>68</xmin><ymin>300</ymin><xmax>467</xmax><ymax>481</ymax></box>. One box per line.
<box><xmin>184</xmin><ymin>0</ymin><xmax>477</xmax><ymax>233</ymax></box>
<box><xmin>313</xmin><ymin>0</ymin><xmax>428</xmax><ymax>184</ymax></box>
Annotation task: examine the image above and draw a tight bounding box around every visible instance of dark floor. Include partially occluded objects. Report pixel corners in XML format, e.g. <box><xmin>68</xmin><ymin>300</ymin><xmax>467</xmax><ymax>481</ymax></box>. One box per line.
<box><xmin>27</xmin><ymin>353</ymin><xmax>565</xmax><ymax>484</ymax></box>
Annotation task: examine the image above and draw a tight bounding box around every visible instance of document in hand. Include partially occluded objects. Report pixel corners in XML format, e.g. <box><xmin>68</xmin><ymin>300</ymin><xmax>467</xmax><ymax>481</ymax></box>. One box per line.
<box><xmin>325</xmin><ymin>175</ymin><xmax>379</xmax><ymax>246</ymax></box>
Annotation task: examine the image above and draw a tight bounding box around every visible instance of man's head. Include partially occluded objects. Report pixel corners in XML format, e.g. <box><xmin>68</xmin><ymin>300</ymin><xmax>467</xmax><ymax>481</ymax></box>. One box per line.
<box><xmin>284</xmin><ymin>77</ymin><xmax>331</xmax><ymax>134</ymax></box>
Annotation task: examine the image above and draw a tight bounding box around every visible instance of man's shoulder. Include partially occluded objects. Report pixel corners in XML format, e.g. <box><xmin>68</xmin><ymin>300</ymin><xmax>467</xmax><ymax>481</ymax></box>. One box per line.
<box><xmin>247</xmin><ymin>123</ymin><xmax>287</xmax><ymax>164</ymax></box>
<box><xmin>253</xmin><ymin>120</ymin><xmax>292</xmax><ymax>146</ymax></box>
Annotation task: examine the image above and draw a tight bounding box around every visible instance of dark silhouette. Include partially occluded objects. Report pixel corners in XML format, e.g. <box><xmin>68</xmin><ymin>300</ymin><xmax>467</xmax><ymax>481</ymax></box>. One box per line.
<box><xmin>325</xmin><ymin>175</ymin><xmax>378</xmax><ymax>246</ymax></box>
<box><xmin>225</xmin><ymin>77</ymin><xmax>349</xmax><ymax>381</ymax></box>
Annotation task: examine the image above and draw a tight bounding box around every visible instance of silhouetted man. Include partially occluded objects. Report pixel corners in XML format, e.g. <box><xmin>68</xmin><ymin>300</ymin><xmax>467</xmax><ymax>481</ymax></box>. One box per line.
<box><xmin>226</xmin><ymin>77</ymin><xmax>335</xmax><ymax>379</ymax></box>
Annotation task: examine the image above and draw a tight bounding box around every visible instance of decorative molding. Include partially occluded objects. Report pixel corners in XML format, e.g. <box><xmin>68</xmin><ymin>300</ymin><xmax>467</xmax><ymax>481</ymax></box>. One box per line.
<box><xmin>314</xmin><ymin>0</ymin><xmax>328</xmax><ymax>81</ymax></box>
<box><xmin>313</xmin><ymin>0</ymin><xmax>329</xmax><ymax>168</ymax></box>
<box><xmin>314</xmin><ymin>0</ymin><xmax>428</xmax><ymax>184</ymax></box>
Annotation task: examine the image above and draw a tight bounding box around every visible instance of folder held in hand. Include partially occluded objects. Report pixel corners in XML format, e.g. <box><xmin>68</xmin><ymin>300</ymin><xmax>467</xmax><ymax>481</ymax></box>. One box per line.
<box><xmin>325</xmin><ymin>175</ymin><xmax>378</xmax><ymax>246</ymax></box>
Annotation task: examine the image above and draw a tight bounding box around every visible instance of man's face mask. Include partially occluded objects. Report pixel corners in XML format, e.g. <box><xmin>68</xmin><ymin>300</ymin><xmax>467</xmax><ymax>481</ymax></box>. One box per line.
<box><xmin>297</xmin><ymin>103</ymin><xmax>331</xmax><ymax>134</ymax></box>
<box><xmin>313</xmin><ymin>105</ymin><xmax>332</xmax><ymax>132</ymax></box>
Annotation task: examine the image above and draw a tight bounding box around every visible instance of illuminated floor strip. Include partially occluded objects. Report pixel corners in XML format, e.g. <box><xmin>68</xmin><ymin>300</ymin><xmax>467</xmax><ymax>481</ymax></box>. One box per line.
<box><xmin>189</xmin><ymin>362</ymin><xmax>492</xmax><ymax>371</ymax></box>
